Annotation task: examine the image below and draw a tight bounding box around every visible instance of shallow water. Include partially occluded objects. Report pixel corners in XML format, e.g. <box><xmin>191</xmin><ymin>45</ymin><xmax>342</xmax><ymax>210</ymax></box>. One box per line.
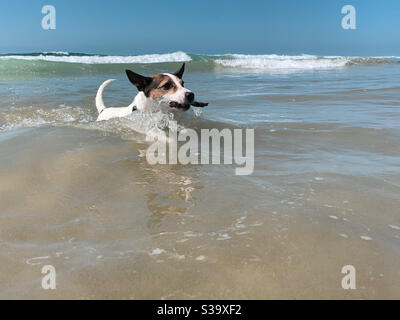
<box><xmin>1</xmin><ymin>53</ymin><xmax>400</xmax><ymax>299</ymax></box>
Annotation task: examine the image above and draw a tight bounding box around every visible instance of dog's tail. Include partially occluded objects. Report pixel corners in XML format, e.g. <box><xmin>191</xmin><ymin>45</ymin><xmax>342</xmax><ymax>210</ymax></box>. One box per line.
<box><xmin>95</xmin><ymin>79</ymin><xmax>116</xmax><ymax>114</ymax></box>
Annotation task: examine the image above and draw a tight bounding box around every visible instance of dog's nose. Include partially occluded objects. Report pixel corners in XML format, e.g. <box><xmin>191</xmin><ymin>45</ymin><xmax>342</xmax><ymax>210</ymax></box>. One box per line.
<box><xmin>185</xmin><ymin>92</ymin><xmax>195</xmax><ymax>103</ymax></box>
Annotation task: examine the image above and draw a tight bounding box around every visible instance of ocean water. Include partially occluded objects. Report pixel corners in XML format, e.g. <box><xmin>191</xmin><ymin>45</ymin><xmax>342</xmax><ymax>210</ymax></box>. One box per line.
<box><xmin>1</xmin><ymin>52</ymin><xmax>400</xmax><ymax>299</ymax></box>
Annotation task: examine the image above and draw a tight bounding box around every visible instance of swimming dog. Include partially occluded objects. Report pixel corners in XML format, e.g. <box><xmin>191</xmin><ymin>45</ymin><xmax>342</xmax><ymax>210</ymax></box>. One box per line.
<box><xmin>95</xmin><ymin>63</ymin><xmax>208</xmax><ymax>121</ymax></box>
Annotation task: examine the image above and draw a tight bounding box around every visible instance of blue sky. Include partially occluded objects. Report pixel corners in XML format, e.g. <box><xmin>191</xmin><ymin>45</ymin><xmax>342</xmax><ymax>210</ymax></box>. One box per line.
<box><xmin>1</xmin><ymin>0</ymin><xmax>400</xmax><ymax>55</ymax></box>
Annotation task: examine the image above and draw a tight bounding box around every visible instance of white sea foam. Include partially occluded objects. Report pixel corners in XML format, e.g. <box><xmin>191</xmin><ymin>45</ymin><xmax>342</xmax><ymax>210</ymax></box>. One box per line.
<box><xmin>42</xmin><ymin>51</ymin><xmax>70</xmax><ymax>55</ymax></box>
<box><xmin>150</xmin><ymin>248</ymin><xmax>166</xmax><ymax>256</ymax></box>
<box><xmin>0</xmin><ymin>117</ymin><xmax>50</xmax><ymax>133</ymax></box>
<box><xmin>360</xmin><ymin>235</ymin><xmax>373</xmax><ymax>241</ymax></box>
<box><xmin>0</xmin><ymin>51</ymin><xmax>191</xmax><ymax>64</ymax></box>
<box><xmin>1</xmin><ymin>52</ymin><xmax>398</xmax><ymax>71</ymax></box>
<box><xmin>0</xmin><ymin>105</ymin><xmax>93</xmax><ymax>133</ymax></box>
<box><xmin>214</xmin><ymin>54</ymin><xmax>349</xmax><ymax>70</ymax></box>
<box><xmin>80</xmin><ymin>110</ymin><xmax>188</xmax><ymax>142</ymax></box>
<box><xmin>0</xmin><ymin>103</ymin><xmax>192</xmax><ymax>145</ymax></box>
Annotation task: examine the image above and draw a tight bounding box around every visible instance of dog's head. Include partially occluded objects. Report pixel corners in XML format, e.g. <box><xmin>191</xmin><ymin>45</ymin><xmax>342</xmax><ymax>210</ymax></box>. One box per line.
<box><xmin>125</xmin><ymin>63</ymin><xmax>194</xmax><ymax>112</ymax></box>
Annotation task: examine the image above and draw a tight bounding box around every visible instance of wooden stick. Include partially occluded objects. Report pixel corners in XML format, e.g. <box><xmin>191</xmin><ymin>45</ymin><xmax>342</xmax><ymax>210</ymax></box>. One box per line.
<box><xmin>191</xmin><ymin>101</ymin><xmax>209</xmax><ymax>107</ymax></box>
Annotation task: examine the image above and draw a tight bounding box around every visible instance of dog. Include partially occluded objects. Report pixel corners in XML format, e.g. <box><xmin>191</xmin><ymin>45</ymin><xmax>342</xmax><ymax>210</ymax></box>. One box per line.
<box><xmin>95</xmin><ymin>63</ymin><xmax>208</xmax><ymax>121</ymax></box>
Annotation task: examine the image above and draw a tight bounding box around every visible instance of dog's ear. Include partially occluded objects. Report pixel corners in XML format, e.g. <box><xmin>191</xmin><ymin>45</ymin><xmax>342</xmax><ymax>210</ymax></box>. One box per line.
<box><xmin>174</xmin><ymin>63</ymin><xmax>185</xmax><ymax>79</ymax></box>
<box><xmin>125</xmin><ymin>70</ymin><xmax>152</xmax><ymax>91</ymax></box>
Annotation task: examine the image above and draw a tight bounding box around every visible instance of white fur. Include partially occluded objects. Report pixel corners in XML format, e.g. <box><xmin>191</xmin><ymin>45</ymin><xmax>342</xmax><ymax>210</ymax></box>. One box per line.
<box><xmin>95</xmin><ymin>79</ymin><xmax>116</xmax><ymax>114</ymax></box>
<box><xmin>95</xmin><ymin>74</ymin><xmax>192</xmax><ymax>121</ymax></box>
<box><xmin>95</xmin><ymin>80</ymin><xmax>160</xmax><ymax>121</ymax></box>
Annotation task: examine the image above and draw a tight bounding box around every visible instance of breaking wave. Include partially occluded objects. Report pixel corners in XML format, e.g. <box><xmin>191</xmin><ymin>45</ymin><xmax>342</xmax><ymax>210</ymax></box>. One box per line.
<box><xmin>0</xmin><ymin>51</ymin><xmax>192</xmax><ymax>64</ymax></box>
<box><xmin>0</xmin><ymin>52</ymin><xmax>399</xmax><ymax>76</ymax></box>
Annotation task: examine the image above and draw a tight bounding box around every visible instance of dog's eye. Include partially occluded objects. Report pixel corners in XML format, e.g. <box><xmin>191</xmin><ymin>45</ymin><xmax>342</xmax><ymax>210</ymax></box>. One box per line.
<box><xmin>162</xmin><ymin>82</ymin><xmax>172</xmax><ymax>90</ymax></box>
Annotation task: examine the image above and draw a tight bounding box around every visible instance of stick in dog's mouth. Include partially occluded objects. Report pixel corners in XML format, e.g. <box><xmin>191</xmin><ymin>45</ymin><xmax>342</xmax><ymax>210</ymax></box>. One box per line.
<box><xmin>169</xmin><ymin>101</ymin><xmax>190</xmax><ymax>110</ymax></box>
<box><xmin>190</xmin><ymin>101</ymin><xmax>208</xmax><ymax>108</ymax></box>
<box><xmin>169</xmin><ymin>101</ymin><xmax>209</xmax><ymax>110</ymax></box>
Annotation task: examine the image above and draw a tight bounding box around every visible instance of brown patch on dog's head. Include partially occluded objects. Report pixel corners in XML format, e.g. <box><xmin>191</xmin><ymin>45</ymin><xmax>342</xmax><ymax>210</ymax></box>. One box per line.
<box><xmin>144</xmin><ymin>74</ymin><xmax>179</xmax><ymax>99</ymax></box>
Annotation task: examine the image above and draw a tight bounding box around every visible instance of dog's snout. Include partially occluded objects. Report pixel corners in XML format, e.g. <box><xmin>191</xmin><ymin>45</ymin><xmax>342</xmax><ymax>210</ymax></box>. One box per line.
<box><xmin>185</xmin><ymin>92</ymin><xmax>195</xmax><ymax>103</ymax></box>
